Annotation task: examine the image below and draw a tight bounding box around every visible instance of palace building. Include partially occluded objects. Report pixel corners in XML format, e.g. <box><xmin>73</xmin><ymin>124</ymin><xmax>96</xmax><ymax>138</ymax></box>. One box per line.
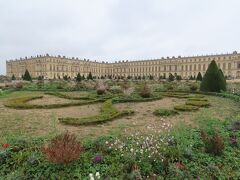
<box><xmin>6</xmin><ymin>51</ymin><xmax>240</xmax><ymax>79</ymax></box>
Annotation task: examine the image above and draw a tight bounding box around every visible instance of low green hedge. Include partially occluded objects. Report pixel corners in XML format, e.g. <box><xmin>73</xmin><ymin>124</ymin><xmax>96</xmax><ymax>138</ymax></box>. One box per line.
<box><xmin>187</xmin><ymin>97</ymin><xmax>208</xmax><ymax>101</ymax></box>
<box><xmin>112</xmin><ymin>94</ymin><xmax>163</xmax><ymax>103</ymax></box>
<box><xmin>153</xmin><ymin>108</ymin><xmax>179</xmax><ymax>116</ymax></box>
<box><xmin>4</xmin><ymin>96</ymin><xmax>44</xmax><ymax>109</ymax></box>
<box><xmin>59</xmin><ymin>99</ymin><xmax>134</xmax><ymax>125</ymax></box>
<box><xmin>161</xmin><ymin>92</ymin><xmax>190</xmax><ymax>99</ymax></box>
<box><xmin>4</xmin><ymin>96</ymin><xmax>100</xmax><ymax>109</ymax></box>
<box><xmin>185</xmin><ymin>100</ymin><xmax>210</xmax><ymax>107</ymax></box>
<box><xmin>174</xmin><ymin>104</ymin><xmax>199</xmax><ymax>111</ymax></box>
<box><xmin>45</xmin><ymin>92</ymin><xmax>95</xmax><ymax>100</ymax></box>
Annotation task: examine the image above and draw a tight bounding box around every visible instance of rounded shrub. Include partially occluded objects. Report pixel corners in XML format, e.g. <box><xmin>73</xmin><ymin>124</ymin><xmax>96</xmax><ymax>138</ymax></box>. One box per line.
<box><xmin>97</xmin><ymin>88</ymin><xmax>106</xmax><ymax>95</ymax></box>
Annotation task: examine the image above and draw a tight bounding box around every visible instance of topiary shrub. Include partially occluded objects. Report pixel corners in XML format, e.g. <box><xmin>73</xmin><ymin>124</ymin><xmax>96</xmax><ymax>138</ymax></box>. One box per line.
<box><xmin>139</xmin><ymin>83</ymin><xmax>151</xmax><ymax>98</ymax></box>
<box><xmin>200</xmin><ymin>60</ymin><xmax>226</xmax><ymax>92</ymax></box>
<box><xmin>23</xmin><ymin>69</ymin><xmax>32</xmax><ymax>81</ymax></box>
<box><xmin>196</xmin><ymin>72</ymin><xmax>203</xmax><ymax>81</ymax></box>
<box><xmin>185</xmin><ymin>100</ymin><xmax>210</xmax><ymax>107</ymax></box>
<box><xmin>174</xmin><ymin>104</ymin><xmax>199</xmax><ymax>111</ymax></box>
<box><xmin>153</xmin><ymin>108</ymin><xmax>179</xmax><ymax>116</ymax></box>
<box><xmin>42</xmin><ymin>132</ymin><xmax>82</xmax><ymax>164</ymax></box>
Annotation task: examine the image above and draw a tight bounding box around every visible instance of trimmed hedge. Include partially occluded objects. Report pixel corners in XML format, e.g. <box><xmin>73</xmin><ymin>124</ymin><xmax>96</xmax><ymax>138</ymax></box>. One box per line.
<box><xmin>45</xmin><ymin>92</ymin><xmax>96</xmax><ymax>100</ymax></box>
<box><xmin>187</xmin><ymin>97</ymin><xmax>208</xmax><ymax>101</ymax></box>
<box><xmin>185</xmin><ymin>100</ymin><xmax>210</xmax><ymax>107</ymax></box>
<box><xmin>174</xmin><ymin>104</ymin><xmax>199</xmax><ymax>111</ymax></box>
<box><xmin>112</xmin><ymin>94</ymin><xmax>163</xmax><ymax>103</ymax></box>
<box><xmin>153</xmin><ymin>108</ymin><xmax>179</xmax><ymax>117</ymax></box>
<box><xmin>162</xmin><ymin>92</ymin><xmax>190</xmax><ymax>99</ymax></box>
<box><xmin>4</xmin><ymin>96</ymin><xmax>44</xmax><ymax>109</ymax></box>
<box><xmin>59</xmin><ymin>99</ymin><xmax>134</xmax><ymax>125</ymax></box>
<box><xmin>4</xmin><ymin>96</ymin><xmax>101</xmax><ymax>109</ymax></box>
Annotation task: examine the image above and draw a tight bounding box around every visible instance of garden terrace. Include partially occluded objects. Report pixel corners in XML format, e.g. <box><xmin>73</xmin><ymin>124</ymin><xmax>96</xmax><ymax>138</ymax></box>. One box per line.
<box><xmin>1</xmin><ymin>80</ymin><xmax>240</xmax><ymax>179</ymax></box>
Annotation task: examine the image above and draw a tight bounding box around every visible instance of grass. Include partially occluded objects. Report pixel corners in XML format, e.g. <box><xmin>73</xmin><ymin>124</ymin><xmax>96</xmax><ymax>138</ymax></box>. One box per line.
<box><xmin>59</xmin><ymin>99</ymin><xmax>134</xmax><ymax>125</ymax></box>
<box><xmin>153</xmin><ymin>108</ymin><xmax>179</xmax><ymax>117</ymax></box>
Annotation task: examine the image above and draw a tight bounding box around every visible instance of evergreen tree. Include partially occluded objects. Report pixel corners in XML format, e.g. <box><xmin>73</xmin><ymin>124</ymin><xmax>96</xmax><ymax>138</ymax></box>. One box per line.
<box><xmin>11</xmin><ymin>74</ymin><xmax>16</xmax><ymax>80</ymax></box>
<box><xmin>23</xmin><ymin>69</ymin><xmax>32</xmax><ymax>81</ymax></box>
<box><xmin>168</xmin><ymin>73</ymin><xmax>174</xmax><ymax>81</ymax></box>
<box><xmin>38</xmin><ymin>76</ymin><xmax>44</xmax><ymax>80</ymax></box>
<box><xmin>176</xmin><ymin>75</ymin><xmax>182</xmax><ymax>81</ymax></box>
<box><xmin>196</xmin><ymin>72</ymin><xmax>203</xmax><ymax>81</ymax></box>
<box><xmin>142</xmin><ymin>75</ymin><xmax>146</xmax><ymax>80</ymax></box>
<box><xmin>87</xmin><ymin>72</ymin><xmax>93</xmax><ymax>80</ymax></box>
<box><xmin>217</xmin><ymin>69</ymin><xmax>227</xmax><ymax>91</ymax></box>
<box><xmin>163</xmin><ymin>73</ymin><xmax>166</xmax><ymax>79</ymax></box>
<box><xmin>149</xmin><ymin>75</ymin><xmax>154</xmax><ymax>80</ymax></box>
<box><xmin>63</xmin><ymin>75</ymin><xmax>68</xmax><ymax>81</ymax></box>
<box><xmin>200</xmin><ymin>60</ymin><xmax>226</xmax><ymax>92</ymax></box>
<box><xmin>82</xmin><ymin>75</ymin><xmax>85</xmax><ymax>80</ymax></box>
<box><xmin>76</xmin><ymin>73</ymin><xmax>82</xmax><ymax>82</ymax></box>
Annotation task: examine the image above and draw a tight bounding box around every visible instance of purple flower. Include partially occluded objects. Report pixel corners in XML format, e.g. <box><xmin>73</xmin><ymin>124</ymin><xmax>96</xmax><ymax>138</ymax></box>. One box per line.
<box><xmin>93</xmin><ymin>155</ymin><xmax>103</xmax><ymax>164</ymax></box>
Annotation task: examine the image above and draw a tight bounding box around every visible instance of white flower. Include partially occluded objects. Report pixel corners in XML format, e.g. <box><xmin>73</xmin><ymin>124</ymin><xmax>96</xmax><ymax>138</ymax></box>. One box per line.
<box><xmin>95</xmin><ymin>172</ymin><xmax>100</xmax><ymax>179</ymax></box>
<box><xmin>89</xmin><ymin>173</ymin><xmax>94</xmax><ymax>180</ymax></box>
<box><xmin>130</xmin><ymin>148</ymin><xmax>134</xmax><ymax>152</ymax></box>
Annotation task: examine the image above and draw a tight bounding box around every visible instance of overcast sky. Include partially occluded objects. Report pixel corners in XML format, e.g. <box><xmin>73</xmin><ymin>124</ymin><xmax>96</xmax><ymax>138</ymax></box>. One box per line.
<box><xmin>0</xmin><ymin>0</ymin><xmax>240</xmax><ymax>75</ymax></box>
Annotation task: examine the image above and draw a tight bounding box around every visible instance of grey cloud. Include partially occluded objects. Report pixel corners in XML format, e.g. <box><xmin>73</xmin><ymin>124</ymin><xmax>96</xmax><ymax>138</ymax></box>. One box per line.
<box><xmin>0</xmin><ymin>0</ymin><xmax>240</xmax><ymax>74</ymax></box>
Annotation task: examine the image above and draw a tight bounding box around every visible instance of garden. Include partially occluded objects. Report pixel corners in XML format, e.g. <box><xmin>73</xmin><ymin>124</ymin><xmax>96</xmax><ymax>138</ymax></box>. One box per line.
<box><xmin>0</xmin><ymin>60</ymin><xmax>240</xmax><ymax>179</ymax></box>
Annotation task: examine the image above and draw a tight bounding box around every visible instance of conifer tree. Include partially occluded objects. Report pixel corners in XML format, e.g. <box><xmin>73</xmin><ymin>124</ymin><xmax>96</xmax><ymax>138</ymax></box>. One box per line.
<box><xmin>63</xmin><ymin>75</ymin><xmax>68</xmax><ymax>81</ymax></box>
<box><xmin>168</xmin><ymin>73</ymin><xmax>174</xmax><ymax>81</ymax></box>
<box><xmin>11</xmin><ymin>74</ymin><xmax>16</xmax><ymax>80</ymax></box>
<box><xmin>87</xmin><ymin>72</ymin><xmax>93</xmax><ymax>80</ymax></box>
<box><xmin>23</xmin><ymin>69</ymin><xmax>32</xmax><ymax>81</ymax></box>
<box><xmin>200</xmin><ymin>60</ymin><xmax>226</xmax><ymax>92</ymax></box>
<box><xmin>196</xmin><ymin>72</ymin><xmax>203</xmax><ymax>81</ymax></box>
<box><xmin>76</xmin><ymin>73</ymin><xmax>81</xmax><ymax>82</ymax></box>
<box><xmin>217</xmin><ymin>69</ymin><xmax>227</xmax><ymax>91</ymax></box>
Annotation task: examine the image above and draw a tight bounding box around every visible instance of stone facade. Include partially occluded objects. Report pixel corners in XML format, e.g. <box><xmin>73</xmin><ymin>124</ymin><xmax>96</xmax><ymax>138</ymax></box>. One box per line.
<box><xmin>6</xmin><ymin>51</ymin><xmax>240</xmax><ymax>79</ymax></box>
